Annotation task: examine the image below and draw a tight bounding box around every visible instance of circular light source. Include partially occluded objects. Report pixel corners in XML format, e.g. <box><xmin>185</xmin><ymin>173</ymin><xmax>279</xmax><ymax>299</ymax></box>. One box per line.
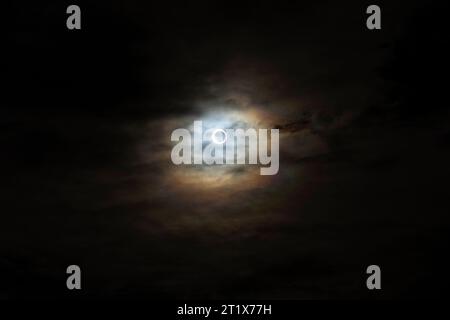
<box><xmin>211</xmin><ymin>128</ymin><xmax>227</xmax><ymax>144</ymax></box>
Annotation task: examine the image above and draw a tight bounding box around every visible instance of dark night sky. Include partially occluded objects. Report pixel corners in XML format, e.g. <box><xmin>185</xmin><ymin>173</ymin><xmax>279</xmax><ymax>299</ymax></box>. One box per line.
<box><xmin>3</xmin><ymin>0</ymin><xmax>450</xmax><ymax>299</ymax></box>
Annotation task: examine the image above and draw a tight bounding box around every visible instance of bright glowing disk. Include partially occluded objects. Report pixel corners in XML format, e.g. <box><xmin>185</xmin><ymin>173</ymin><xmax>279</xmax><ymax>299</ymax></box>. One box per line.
<box><xmin>211</xmin><ymin>128</ymin><xmax>227</xmax><ymax>144</ymax></box>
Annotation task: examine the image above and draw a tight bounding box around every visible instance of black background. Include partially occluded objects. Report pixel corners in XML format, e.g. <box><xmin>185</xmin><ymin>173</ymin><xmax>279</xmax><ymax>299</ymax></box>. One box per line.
<box><xmin>4</xmin><ymin>0</ymin><xmax>450</xmax><ymax>299</ymax></box>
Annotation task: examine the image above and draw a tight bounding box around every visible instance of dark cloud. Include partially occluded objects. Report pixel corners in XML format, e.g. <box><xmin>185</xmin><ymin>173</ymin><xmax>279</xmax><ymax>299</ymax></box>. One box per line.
<box><xmin>3</xmin><ymin>0</ymin><xmax>450</xmax><ymax>299</ymax></box>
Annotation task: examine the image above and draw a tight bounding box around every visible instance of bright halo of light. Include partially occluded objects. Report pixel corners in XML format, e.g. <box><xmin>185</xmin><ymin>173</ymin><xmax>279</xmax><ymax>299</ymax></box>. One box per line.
<box><xmin>211</xmin><ymin>128</ymin><xmax>227</xmax><ymax>144</ymax></box>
